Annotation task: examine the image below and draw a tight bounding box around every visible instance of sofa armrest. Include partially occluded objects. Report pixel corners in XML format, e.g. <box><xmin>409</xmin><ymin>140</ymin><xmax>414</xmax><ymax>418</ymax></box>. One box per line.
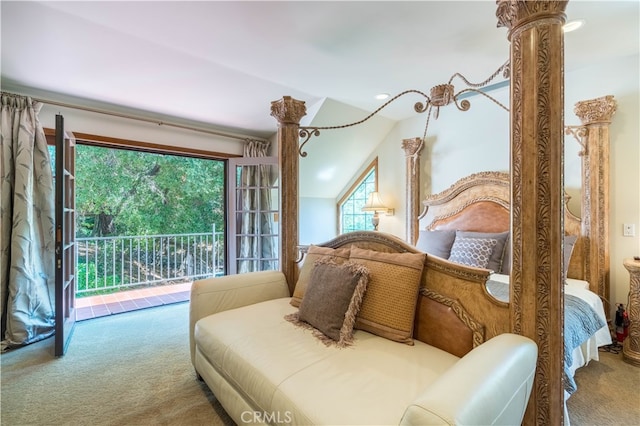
<box><xmin>189</xmin><ymin>270</ymin><xmax>290</xmax><ymax>366</ymax></box>
<box><xmin>400</xmin><ymin>333</ymin><xmax>537</xmax><ymax>426</ymax></box>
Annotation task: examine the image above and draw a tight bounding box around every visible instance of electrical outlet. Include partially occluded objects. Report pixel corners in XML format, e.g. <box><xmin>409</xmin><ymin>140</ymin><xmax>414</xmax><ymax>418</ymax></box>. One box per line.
<box><xmin>623</xmin><ymin>223</ymin><xmax>636</xmax><ymax>237</ymax></box>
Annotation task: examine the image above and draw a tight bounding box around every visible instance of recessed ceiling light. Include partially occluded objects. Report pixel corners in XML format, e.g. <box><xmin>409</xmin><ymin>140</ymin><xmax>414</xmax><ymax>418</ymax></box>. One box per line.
<box><xmin>317</xmin><ymin>167</ymin><xmax>335</xmax><ymax>181</ymax></box>
<box><xmin>375</xmin><ymin>93</ymin><xmax>390</xmax><ymax>100</ymax></box>
<box><xmin>563</xmin><ymin>20</ymin><xmax>585</xmax><ymax>33</ymax></box>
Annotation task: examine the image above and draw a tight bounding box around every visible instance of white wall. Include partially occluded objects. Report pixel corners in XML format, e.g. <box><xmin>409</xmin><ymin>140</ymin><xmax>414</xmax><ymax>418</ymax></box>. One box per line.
<box><xmin>299</xmin><ymin>197</ymin><xmax>337</xmax><ymax>245</ymax></box>
<box><xmin>38</xmin><ymin>104</ymin><xmax>245</xmax><ymax>157</ymax></box>
<box><xmin>369</xmin><ymin>54</ymin><xmax>640</xmax><ymax>318</ymax></box>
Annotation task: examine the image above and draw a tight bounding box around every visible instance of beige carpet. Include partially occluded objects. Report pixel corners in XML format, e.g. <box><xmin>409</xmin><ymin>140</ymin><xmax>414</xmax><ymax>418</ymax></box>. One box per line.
<box><xmin>3</xmin><ymin>301</ymin><xmax>639</xmax><ymax>426</ymax></box>
<box><xmin>567</xmin><ymin>346</ymin><xmax>640</xmax><ymax>426</ymax></box>
<box><xmin>1</xmin><ymin>302</ymin><xmax>233</xmax><ymax>426</ymax></box>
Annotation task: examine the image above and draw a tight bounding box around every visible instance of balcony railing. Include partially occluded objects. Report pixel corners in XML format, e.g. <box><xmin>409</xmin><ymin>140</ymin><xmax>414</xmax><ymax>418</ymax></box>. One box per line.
<box><xmin>76</xmin><ymin>230</ymin><xmax>224</xmax><ymax>297</ymax></box>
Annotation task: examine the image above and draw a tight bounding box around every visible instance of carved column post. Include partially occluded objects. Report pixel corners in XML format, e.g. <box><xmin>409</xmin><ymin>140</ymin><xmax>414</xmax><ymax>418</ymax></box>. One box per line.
<box><xmin>623</xmin><ymin>258</ymin><xmax>640</xmax><ymax>366</ymax></box>
<box><xmin>270</xmin><ymin>96</ymin><xmax>306</xmax><ymax>294</ymax></box>
<box><xmin>497</xmin><ymin>1</ymin><xmax>568</xmax><ymax>425</ymax></box>
<box><xmin>402</xmin><ymin>137</ymin><xmax>423</xmax><ymax>245</ymax></box>
<box><xmin>573</xmin><ymin>96</ymin><xmax>617</xmax><ymax>315</ymax></box>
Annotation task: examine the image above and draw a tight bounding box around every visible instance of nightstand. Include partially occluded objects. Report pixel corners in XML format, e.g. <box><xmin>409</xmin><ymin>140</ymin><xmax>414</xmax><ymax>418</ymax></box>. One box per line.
<box><xmin>623</xmin><ymin>258</ymin><xmax>640</xmax><ymax>366</ymax></box>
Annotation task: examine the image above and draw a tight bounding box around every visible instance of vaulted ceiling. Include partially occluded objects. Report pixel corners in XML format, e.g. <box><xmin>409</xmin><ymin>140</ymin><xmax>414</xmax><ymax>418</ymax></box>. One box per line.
<box><xmin>2</xmin><ymin>1</ymin><xmax>638</xmax><ymax>197</ymax></box>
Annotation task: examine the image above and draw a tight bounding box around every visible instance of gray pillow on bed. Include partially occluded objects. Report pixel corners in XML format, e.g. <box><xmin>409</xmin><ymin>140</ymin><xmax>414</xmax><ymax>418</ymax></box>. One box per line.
<box><xmin>500</xmin><ymin>234</ymin><xmax>578</xmax><ymax>282</ymax></box>
<box><xmin>415</xmin><ymin>229</ymin><xmax>456</xmax><ymax>258</ymax></box>
<box><xmin>448</xmin><ymin>235</ymin><xmax>498</xmax><ymax>268</ymax></box>
<box><xmin>451</xmin><ymin>231</ymin><xmax>509</xmax><ymax>272</ymax></box>
<box><xmin>500</xmin><ymin>234</ymin><xmax>511</xmax><ymax>274</ymax></box>
<box><xmin>563</xmin><ymin>235</ymin><xmax>578</xmax><ymax>282</ymax></box>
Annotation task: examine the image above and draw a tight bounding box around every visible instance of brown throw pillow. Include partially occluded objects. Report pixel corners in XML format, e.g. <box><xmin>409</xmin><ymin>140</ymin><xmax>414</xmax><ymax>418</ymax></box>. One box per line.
<box><xmin>291</xmin><ymin>245</ymin><xmax>350</xmax><ymax>307</ymax></box>
<box><xmin>349</xmin><ymin>247</ymin><xmax>426</xmax><ymax>345</ymax></box>
<box><xmin>286</xmin><ymin>259</ymin><xmax>370</xmax><ymax>347</ymax></box>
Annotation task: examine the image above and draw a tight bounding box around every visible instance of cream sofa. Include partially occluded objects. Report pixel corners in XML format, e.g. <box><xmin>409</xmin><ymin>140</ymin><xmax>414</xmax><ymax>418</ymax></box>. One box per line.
<box><xmin>190</xmin><ymin>269</ymin><xmax>538</xmax><ymax>425</ymax></box>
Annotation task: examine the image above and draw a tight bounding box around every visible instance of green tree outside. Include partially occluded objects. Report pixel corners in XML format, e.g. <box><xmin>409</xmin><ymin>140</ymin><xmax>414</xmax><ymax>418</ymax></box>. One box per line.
<box><xmin>75</xmin><ymin>145</ymin><xmax>225</xmax><ymax>237</ymax></box>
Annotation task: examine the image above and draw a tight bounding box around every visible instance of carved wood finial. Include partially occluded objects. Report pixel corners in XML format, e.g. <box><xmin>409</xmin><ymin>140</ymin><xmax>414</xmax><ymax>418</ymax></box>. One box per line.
<box><xmin>574</xmin><ymin>95</ymin><xmax>617</xmax><ymax>125</ymax></box>
<box><xmin>270</xmin><ymin>96</ymin><xmax>306</xmax><ymax>125</ymax></box>
<box><xmin>496</xmin><ymin>0</ymin><xmax>568</xmax><ymax>36</ymax></box>
<box><xmin>403</xmin><ymin>137</ymin><xmax>424</xmax><ymax>245</ymax></box>
<box><xmin>402</xmin><ymin>137</ymin><xmax>424</xmax><ymax>157</ymax></box>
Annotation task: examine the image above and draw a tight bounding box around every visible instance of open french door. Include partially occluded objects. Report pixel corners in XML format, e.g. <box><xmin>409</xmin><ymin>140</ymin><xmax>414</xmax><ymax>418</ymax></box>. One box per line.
<box><xmin>54</xmin><ymin>114</ymin><xmax>77</xmax><ymax>356</ymax></box>
<box><xmin>227</xmin><ymin>156</ymin><xmax>279</xmax><ymax>274</ymax></box>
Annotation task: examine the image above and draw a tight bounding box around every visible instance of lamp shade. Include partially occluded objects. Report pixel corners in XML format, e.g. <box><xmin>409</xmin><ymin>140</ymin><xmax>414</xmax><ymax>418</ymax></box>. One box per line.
<box><xmin>362</xmin><ymin>192</ymin><xmax>387</xmax><ymax>212</ymax></box>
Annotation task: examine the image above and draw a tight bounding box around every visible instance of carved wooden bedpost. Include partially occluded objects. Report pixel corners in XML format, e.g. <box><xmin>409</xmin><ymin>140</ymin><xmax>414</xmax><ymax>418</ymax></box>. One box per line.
<box><xmin>497</xmin><ymin>1</ymin><xmax>568</xmax><ymax>424</ymax></box>
<box><xmin>403</xmin><ymin>137</ymin><xmax>423</xmax><ymax>245</ymax></box>
<box><xmin>271</xmin><ymin>96</ymin><xmax>306</xmax><ymax>294</ymax></box>
<box><xmin>573</xmin><ymin>96</ymin><xmax>617</xmax><ymax>314</ymax></box>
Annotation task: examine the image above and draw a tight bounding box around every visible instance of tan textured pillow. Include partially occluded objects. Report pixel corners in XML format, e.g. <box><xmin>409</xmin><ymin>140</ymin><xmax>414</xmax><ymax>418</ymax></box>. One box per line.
<box><xmin>349</xmin><ymin>247</ymin><xmax>426</xmax><ymax>345</ymax></box>
<box><xmin>286</xmin><ymin>259</ymin><xmax>370</xmax><ymax>347</ymax></box>
<box><xmin>291</xmin><ymin>245</ymin><xmax>350</xmax><ymax>307</ymax></box>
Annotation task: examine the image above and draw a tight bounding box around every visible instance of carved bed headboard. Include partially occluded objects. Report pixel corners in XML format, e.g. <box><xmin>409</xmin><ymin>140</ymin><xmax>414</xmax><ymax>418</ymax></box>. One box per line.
<box><xmin>419</xmin><ymin>171</ymin><xmax>511</xmax><ymax>234</ymax></box>
<box><xmin>417</xmin><ymin>171</ymin><xmax>587</xmax><ymax>281</ymax></box>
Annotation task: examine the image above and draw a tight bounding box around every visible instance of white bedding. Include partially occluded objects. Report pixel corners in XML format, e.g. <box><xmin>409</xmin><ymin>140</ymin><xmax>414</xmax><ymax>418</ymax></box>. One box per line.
<box><xmin>486</xmin><ymin>273</ymin><xmax>611</xmax><ymax>399</ymax></box>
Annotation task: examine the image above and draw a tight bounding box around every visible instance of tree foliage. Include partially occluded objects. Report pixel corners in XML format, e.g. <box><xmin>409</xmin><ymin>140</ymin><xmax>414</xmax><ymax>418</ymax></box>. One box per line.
<box><xmin>76</xmin><ymin>145</ymin><xmax>225</xmax><ymax>237</ymax></box>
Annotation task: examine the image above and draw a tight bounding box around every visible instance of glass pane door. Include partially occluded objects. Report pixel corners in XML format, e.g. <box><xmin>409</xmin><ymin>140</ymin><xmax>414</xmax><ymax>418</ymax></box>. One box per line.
<box><xmin>227</xmin><ymin>157</ymin><xmax>279</xmax><ymax>274</ymax></box>
<box><xmin>54</xmin><ymin>114</ymin><xmax>77</xmax><ymax>356</ymax></box>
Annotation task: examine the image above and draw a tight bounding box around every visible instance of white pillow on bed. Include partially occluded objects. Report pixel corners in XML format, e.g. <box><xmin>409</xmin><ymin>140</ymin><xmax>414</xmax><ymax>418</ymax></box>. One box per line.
<box><xmin>491</xmin><ymin>273</ymin><xmax>590</xmax><ymax>290</ymax></box>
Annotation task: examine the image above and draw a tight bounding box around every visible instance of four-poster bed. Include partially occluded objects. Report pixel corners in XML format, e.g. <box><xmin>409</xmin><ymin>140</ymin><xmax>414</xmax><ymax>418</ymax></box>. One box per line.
<box><xmin>413</xmin><ymin>171</ymin><xmax>611</xmax><ymax>410</ymax></box>
<box><xmin>269</xmin><ymin>2</ymin><xmax>617</xmax><ymax>424</ymax></box>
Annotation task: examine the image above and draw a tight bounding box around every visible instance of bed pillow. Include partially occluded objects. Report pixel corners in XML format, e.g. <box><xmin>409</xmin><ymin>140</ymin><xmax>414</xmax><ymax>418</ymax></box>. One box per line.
<box><xmin>349</xmin><ymin>247</ymin><xmax>426</xmax><ymax>345</ymax></box>
<box><xmin>500</xmin><ymin>234</ymin><xmax>511</xmax><ymax>275</ymax></box>
<box><xmin>563</xmin><ymin>235</ymin><xmax>578</xmax><ymax>283</ymax></box>
<box><xmin>500</xmin><ymin>234</ymin><xmax>578</xmax><ymax>283</ymax></box>
<box><xmin>291</xmin><ymin>245</ymin><xmax>351</xmax><ymax>307</ymax></box>
<box><xmin>286</xmin><ymin>259</ymin><xmax>370</xmax><ymax>347</ymax></box>
<box><xmin>449</xmin><ymin>231</ymin><xmax>509</xmax><ymax>272</ymax></box>
<box><xmin>415</xmin><ymin>229</ymin><xmax>456</xmax><ymax>258</ymax></box>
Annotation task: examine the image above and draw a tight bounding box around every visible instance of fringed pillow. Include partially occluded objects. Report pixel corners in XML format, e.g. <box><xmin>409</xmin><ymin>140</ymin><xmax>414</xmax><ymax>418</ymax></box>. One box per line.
<box><xmin>285</xmin><ymin>258</ymin><xmax>369</xmax><ymax>347</ymax></box>
<box><xmin>290</xmin><ymin>245</ymin><xmax>351</xmax><ymax>307</ymax></box>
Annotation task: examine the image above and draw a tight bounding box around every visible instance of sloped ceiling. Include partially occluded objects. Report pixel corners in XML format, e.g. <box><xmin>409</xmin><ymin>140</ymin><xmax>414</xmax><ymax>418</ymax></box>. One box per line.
<box><xmin>2</xmin><ymin>1</ymin><xmax>638</xmax><ymax>198</ymax></box>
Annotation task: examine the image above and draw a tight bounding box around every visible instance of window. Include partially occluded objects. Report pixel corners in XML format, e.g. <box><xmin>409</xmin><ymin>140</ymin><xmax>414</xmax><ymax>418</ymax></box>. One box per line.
<box><xmin>338</xmin><ymin>158</ymin><xmax>377</xmax><ymax>233</ymax></box>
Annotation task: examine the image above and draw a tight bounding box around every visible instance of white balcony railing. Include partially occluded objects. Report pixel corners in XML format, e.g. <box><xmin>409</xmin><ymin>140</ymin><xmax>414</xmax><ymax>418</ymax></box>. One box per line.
<box><xmin>76</xmin><ymin>229</ymin><xmax>224</xmax><ymax>297</ymax></box>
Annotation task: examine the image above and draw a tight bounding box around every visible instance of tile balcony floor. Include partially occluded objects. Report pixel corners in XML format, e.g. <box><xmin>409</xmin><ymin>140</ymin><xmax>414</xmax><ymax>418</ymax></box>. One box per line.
<box><xmin>76</xmin><ymin>282</ymin><xmax>192</xmax><ymax>321</ymax></box>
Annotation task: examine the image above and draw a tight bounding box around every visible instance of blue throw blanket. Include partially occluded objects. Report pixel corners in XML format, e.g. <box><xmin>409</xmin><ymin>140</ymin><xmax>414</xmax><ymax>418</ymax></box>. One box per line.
<box><xmin>563</xmin><ymin>294</ymin><xmax>606</xmax><ymax>394</ymax></box>
<box><xmin>486</xmin><ymin>280</ymin><xmax>606</xmax><ymax>394</ymax></box>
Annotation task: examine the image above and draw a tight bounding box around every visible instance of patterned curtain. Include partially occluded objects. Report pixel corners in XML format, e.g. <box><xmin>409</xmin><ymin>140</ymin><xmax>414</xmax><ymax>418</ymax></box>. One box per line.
<box><xmin>0</xmin><ymin>93</ymin><xmax>56</xmax><ymax>351</ymax></box>
<box><xmin>237</xmin><ymin>139</ymin><xmax>277</xmax><ymax>273</ymax></box>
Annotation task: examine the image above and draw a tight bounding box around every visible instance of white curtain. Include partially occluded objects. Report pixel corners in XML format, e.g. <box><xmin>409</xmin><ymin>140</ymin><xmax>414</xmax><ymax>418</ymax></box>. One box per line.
<box><xmin>0</xmin><ymin>93</ymin><xmax>56</xmax><ymax>351</ymax></box>
<box><xmin>238</xmin><ymin>140</ymin><xmax>277</xmax><ymax>273</ymax></box>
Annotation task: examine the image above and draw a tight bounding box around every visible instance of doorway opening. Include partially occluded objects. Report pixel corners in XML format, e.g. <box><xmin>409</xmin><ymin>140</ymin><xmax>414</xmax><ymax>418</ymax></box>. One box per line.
<box><xmin>50</xmin><ymin>142</ymin><xmax>226</xmax><ymax>320</ymax></box>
